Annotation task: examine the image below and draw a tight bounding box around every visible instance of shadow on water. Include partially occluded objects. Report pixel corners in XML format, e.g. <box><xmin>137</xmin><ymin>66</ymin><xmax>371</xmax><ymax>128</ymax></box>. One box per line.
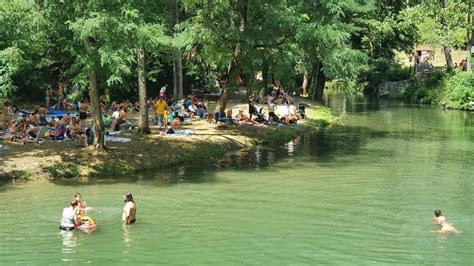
<box><xmin>48</xmin><ymin>122</ymin><xmax>401</xmax><ymax>188</ymax></box>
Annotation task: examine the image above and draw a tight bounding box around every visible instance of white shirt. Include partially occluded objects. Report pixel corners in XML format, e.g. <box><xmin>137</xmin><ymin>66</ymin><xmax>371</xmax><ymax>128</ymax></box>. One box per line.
<box><xmin>60</xmin><ymin>207</ymin><xmax>75</xmax><ymax>228</ymax></box>
<box><xmin>112</xmin><ymin>110</ymin><xmax>120</xmax><ymax>120</ymax></box>
<box><xmin>289</xmin><ymin>105</ymin><xmax>297</xmax><ymax>115</ymax></box>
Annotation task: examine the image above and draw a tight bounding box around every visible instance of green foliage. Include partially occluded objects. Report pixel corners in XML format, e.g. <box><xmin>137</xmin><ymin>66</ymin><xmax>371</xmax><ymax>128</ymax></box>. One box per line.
<box><xmin>232</xmin><ymin>124</ymin><xmax>300</xmax><ymax>146</ymax></box>
<box><xmin>44</xmin><ymin>163</ymin><xmax>80</xmax><ymax>178</ymax></box>
<box><xmin>411</xmin><ymin>0</ymin><xmax>470</xmax><ymax>49</ymax></box>
<box><xmin>0</xmin><ymin>47</ymin><xmax>25</xmax><ymax>97</ymax></box>
<box><xmin>0</xmin><ymin>170</ymin><xmax>32</xmax><ymax>183</ymax></box>
<box><xmin>401</xmin><ymin>83</ymin><xmax>431</xmax><ymax>103</ymax></box>
<box><xmin>0</xmin><ymin>0</ymin><xmax>437</xmax><ymax>103</ymax></box>
<box><xmin>0</xmin><ymin>1</ymin><xmax>48</xmax><ymax>99</ymax></box>
<box><xmin>360</xmin><ymin>58</ymin><xmax>412</xmax><ymax>92</ymax></box>
<box><xmin>400</xmin><ymin>71</ymin><xmax>474</xmax><ymax>109</ymax></box>
<box><xmin>441</xmin><ymin>72</ymin><xmax>474</xmax><ymax>109</ymax></box>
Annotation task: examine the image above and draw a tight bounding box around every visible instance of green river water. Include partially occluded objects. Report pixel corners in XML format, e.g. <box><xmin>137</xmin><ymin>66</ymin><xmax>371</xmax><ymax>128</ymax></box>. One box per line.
<box><xmin>0</xmin><ymin>101</ymin><xmax>473</xmax><ymax>264</ymax></box>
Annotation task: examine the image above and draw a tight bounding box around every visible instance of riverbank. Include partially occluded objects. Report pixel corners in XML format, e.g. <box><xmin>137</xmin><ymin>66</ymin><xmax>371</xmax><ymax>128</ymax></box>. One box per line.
<box><xmin>0</xmin><ymin>98</ymin><xmax>333</xmax><ymax>184</ymax></box>
<box><xmin>390</xmin><ymin>71</ymin><xmax>474</xmax><ymax>110</ymax></box>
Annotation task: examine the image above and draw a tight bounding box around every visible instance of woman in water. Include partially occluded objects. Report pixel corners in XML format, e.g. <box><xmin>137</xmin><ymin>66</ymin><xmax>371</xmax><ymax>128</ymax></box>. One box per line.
<box><xmin>60</xmin><ymin>199</ymin><xmax>80</xmax><ymax>231</ymax></box>
<box><xmin>432</xmin><ymin>210</ymin><xmax>459</xmax><ymax>233</ymax></box>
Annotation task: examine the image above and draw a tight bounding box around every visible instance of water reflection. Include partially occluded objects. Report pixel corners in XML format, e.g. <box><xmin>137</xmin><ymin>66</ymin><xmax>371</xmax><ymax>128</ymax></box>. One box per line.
<box><xmin>60</xmin><ymin>230</ymin><xmax>78</xmax><ymax>254</ymax></box>
<box><xmin>122</xmin><ymin>224</ymin><xmax>133</xmax><ymax>249</ymax></box>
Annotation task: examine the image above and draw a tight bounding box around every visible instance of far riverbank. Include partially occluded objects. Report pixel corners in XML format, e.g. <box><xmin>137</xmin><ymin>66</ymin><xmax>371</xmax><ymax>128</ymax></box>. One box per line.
<box><xmin>0</xmin><ymin>98</ymin><xmax>334</xmax><ymax>184</ymax></box>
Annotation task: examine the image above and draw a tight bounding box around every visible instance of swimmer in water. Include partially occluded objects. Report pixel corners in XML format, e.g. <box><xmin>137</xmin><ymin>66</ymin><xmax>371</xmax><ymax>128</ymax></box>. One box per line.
<box><xmin>432</xmin><ymin>210</ymin><xmax>459</xmax><ymax>233</ymax></box>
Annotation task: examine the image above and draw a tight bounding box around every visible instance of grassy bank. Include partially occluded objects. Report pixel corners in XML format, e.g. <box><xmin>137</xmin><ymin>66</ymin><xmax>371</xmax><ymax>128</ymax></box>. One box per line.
<box><xmin>391</xmin><ymin>71</ymin><xmax>474</xmax><ymax>110</ymax></box>
<box><xmin>0</xmin><ymin>103</ymin><xmax>333</xmax><ymax>184</ymax></box>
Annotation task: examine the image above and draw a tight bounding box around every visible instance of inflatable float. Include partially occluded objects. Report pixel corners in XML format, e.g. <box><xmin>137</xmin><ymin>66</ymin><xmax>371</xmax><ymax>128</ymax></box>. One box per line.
<box><xmin>77</xmin><ymin>216</ymin><xmax>97</xmax><ymax>231</ymax></box>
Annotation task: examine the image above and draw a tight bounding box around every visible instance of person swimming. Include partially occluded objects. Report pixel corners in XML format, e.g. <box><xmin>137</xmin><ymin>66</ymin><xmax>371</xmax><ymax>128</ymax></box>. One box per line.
<box><xmin>432</xmin><ymin>210</ymin><xmax>459</xmax><ymax>233</ymax></box>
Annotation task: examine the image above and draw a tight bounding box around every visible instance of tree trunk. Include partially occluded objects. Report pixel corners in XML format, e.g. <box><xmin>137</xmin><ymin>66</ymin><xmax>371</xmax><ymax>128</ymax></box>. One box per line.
<box><xmin>311</xmin><ymin>61</ymin><xmax>326</xmax><ymax>101</ymax></box>
<box><xmin>137</xmin><ymin>49</ymin><xmax>151</xmax><ymax>135</ymax></box>
<box><xmin>173</xmin><ymin>56</ymin><xmax>178</xmax><ymax>99</ymax></box>
<box><xmin>441</xmin><ymin>0</ymin><xmax>454</xmax><ymax>72</ymax></box>
<box><xmin>215</xmin><ymin>0</ymin><xmax>247</xmax><ymax>113</ymax></box>
<box><xmin>174</xmin><ymin>0</ymin><xmax>184</xmax><ymax>99</ymax></box>
<box><xmin>301</xmin><ymin>70</ymin><xmax>309</xmax><ymax>97</ymax></box>
<box><xmin>308</xmin><ymin>62</ymin><xmax>317</xmax><ymax>99</ymax></box>
<box><xmin>467</xmin><ymin>10</ymin><xmax>473</xmax><ymax>72</ymax></box>
<box><xmin>176</xmin><ymin>49</ymin><xmax>183</xmax><ymax>99</ymax></box>
<box><xmin>443</xmin><ymin>46</ymin><xmax>454</xmax><ymax>72</ymax></box>
<box><xmin>311</xmin><ymin>61</ymin><xmax>320</xmax><ymax>101</ymax></box>
<box><xmin>315</xmin><ymin>72</ymin><xmax>326</xmax><ymax>101</ymax></box>
<box><xmin>88</xmin><ymin>70</ymin><xmax>105</xmax><ymax>149</ymax></box>
<box><xmin>261</xmin><ymin>58</ymin><xmax>269</xmax><ymax>95</ymax></box>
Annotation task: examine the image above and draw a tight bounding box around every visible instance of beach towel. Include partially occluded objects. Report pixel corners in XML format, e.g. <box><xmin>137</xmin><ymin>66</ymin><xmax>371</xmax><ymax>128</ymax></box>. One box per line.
<box><xmin>105</xmin><ymin>136</ymin><xmax>131</xmax><ymax>143</ymax></box>
<box><xmin>166</xmin><ymin>129</ymin><xmax>194</xmax><ymax>137</ymax></box>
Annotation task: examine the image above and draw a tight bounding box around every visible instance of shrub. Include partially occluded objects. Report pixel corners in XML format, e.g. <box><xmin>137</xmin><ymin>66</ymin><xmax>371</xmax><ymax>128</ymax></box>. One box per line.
<box><xmin>441</xmin><ymin>72</ymin><xmax>474</xmax><ymax>109</ymax></box>
<box><xmin>0</xmin><ymin>170</ymin><xmax>32</xmax><ymax>183</ymax></box>
<box><xmin>44</xmin><ymin>163</ymin><xmax>80</xmax><ymax>178</ymax></box>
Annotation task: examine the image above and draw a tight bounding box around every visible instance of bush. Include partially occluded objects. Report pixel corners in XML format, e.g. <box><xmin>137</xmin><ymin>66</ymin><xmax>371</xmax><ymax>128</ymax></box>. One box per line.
<box><xmin>441</xmin><ymin>72</ymin><xmax>474</xmax><ymax>109</ymax></box>
<box><xmin>0</xmin><ymin>170</ymin><xmax>32</xmax><ymax>183</ymax></box>
<box><xmin>44</xmin><ymin>163</ymin><xmax>80</xmax><ymax>178</ymax></box>
<box><xmin>361</xmin><ymin>59</ymin><xmax>412</xmax><ymax>95</ymax></box>
<box><xmin>401</xmin><ymin>82</ymin><xmax>433</xmax><ymax>103</ymax></box>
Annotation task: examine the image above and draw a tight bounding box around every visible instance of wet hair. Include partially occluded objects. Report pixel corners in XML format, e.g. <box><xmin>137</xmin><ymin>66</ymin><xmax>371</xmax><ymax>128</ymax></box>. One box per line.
<box><xmin>124</xmin><ymin>192</ymin><xmax>134</xmax><ymax>202</ymax></box>
<box><xmin>434</xmin><ymin>210</ymin><xmax>442</xmax><ymax>217</ymax></box>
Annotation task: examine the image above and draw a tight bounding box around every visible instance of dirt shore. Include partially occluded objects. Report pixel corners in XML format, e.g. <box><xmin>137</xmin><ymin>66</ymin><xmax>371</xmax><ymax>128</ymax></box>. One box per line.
<box><xmin>0</xmin><ymin>97</ymin><xmax>332</xmax><ymax>183</ymax></box>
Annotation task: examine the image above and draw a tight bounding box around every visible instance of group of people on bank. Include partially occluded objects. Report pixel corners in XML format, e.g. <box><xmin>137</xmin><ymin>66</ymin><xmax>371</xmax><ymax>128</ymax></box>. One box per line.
<box><xmin>59</xmin><ymin>192</ymin><xmax>137</xmax><ymax>232</ymax></box>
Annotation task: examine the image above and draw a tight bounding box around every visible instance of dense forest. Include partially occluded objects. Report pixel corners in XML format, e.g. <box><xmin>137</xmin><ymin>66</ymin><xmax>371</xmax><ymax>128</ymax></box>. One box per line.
<box><xmin>1</xmin><ymin>0</ymin><xmax>473</xmax><ymax>147</ymax></box>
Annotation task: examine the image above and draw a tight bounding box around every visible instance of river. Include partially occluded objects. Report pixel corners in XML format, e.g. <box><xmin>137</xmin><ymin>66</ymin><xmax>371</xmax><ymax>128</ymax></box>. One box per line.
<box><xmin>0</xmin><ymin>100</ymin><xmax>473</xmax><ymax>264</ymax></box>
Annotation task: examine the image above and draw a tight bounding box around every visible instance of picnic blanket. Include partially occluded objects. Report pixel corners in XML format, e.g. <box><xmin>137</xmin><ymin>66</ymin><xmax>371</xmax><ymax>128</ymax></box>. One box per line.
<box><xmin>105</xmin><ymin>136</ymin><xmax>131</xmax><ymax>143</ymax></box>
<box><xmin>166</xmin><ymin>129</ymin><xmax>195</xmax><ymax>137</ymax></box>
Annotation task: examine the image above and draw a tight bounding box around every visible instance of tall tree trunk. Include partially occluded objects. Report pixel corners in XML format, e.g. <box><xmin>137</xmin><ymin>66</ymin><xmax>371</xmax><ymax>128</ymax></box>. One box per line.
<box><xmin>308</xmin><ymin>62</ymin><xmax>317</xmax><ymax>99</ymax></box>
<box><xmin>443</xmin><ymin>46</ymin><xmax>454</xmax><ymax>72</ymax></box>
<box><xmin>215</xmin><ymin>0</ymin><xmax>247</xmax><ymax>113</ymax></box>
<box><xmin>261</xmin><ymin>58</ymin><xmax>269</xmax><ymax>95</ymax></box>
<box><xmin>301</xmin><ymin>71</ymin><xmax>309</xmax><ymax>97</ymax></box>
<box><xmin>315</xmin><ymin>68</ymin><xmax>327</xmax><ymax>101</ymax></box>
<box><xmin>176</xmin><ymin>49</ymin><xmax>183</xmax><ymax>99</ymax></box>
<box><xmin>311</xmin><ymin>61</ymin><xmax>326</xmax><ymax>101</ymax></box>
<box><xmin>137</xmin><ymin>49</ymin><xmax>150</xmax><ymax>135</ymax></box>
<box><xmin>441</xmin><ymin>0</ymin><xmax>454</xmax><ymax>72</ymax></box>
<box><xmin>88</xmin><ymin>70</ymin><xmax>105</xmax><ymax>149</ymax></box>
<box><xmin>467</xmin><ymin>10</ymin><xmax>473</xmax><ymax>72</ymax></box>
<box><xmin>174</xmin><ymin>0</ymin><xmax>183</xmax><ymax>99</ymax></box>
<box><xmin>173</xmin><ymin>57</ymin><xmax>178</xmax><ymax>99</ymax></box>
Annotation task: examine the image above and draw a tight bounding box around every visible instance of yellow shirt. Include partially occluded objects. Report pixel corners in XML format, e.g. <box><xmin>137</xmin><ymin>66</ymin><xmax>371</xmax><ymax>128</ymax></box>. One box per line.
<box><xmin>155</xmin><ymin>100</ymin><xmax>167</xmax><ymax>114</ymax></box>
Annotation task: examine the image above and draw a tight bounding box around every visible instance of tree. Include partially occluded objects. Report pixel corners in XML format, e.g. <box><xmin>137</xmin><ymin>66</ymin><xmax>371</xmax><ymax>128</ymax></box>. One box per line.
<box><xmin>415</xmin><ymin>0</ymin><xmax>470</xmax><ymax>72</ymax></box>
<box><xmin>118</xmin><ymin>2</ymin><xmax>170</xmax><ymax>135</ymax></box>
<box><xmin>466</xmin><ymin>2</ymin><xmax>473</xmax><ymax>72</ymax></box>
<box><xmin>0</xmin><ymin>1</ymin><xmax>47</xmax><ymax>99</ymax></box>
<box><xmin>66</xmin><ymin>1</ymin><xmax>138</xmax><ymax>149</ymax></box>
<box><xmin>296</xmin><ymin>0</ymin><xmax>369</xmax><ymax>101</ymax></box>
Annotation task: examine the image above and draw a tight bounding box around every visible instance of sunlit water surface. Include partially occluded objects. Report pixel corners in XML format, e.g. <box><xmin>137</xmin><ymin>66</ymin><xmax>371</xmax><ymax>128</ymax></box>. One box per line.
<box><xmin>0</xmin><ymin>101</ymin><xmax>473</xmax><ymax>264</ymax></box>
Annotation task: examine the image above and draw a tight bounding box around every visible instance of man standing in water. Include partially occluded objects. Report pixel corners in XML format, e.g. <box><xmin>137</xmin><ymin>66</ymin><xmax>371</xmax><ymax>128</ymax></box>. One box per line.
<box><xmin>432</xmin><ymin>210</ymin><xmax>459</xmax><ymax>233</ymax></box>
<box><xmin>122</xmin><ymin>192</ymin><xmax>137</xmax><ymax>224</ymax></box>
